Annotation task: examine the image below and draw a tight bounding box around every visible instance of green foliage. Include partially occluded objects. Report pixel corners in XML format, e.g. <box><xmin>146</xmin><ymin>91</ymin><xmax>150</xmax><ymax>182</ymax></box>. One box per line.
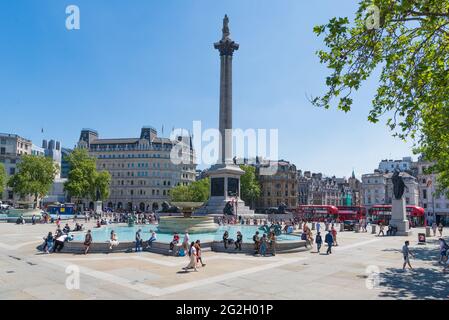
<box><xmin>92</xmin><ymin>171</ymin><xmax>111</xmax><ymax>202</ymax></box>
<box><xmin>240</xmin><ymin>165</ymin><xmax>261</xmax><ymax>208</ymax></box>
<box><xmin>7</xmin><ymin>155</ymin><xmax>58</xmax><ymax>206</ymax></box>
<box><xmin>170</xmin><ymin>178</ymin><xmax>210</xmax><ymax>203</ymax></box>
<box><xmin>313</xmin><ymin>0</ymin><xmax>449</xmax><ymax>195</ymax></box>
<box><xmin>64</xmin><ymin>148</ymin><xmax>111</xmax><ymax>202</ymax></box>
<box><xmin>0</xmin><ymin>163</ymin><xmax>7</xmax><ymax>195</ymax></box>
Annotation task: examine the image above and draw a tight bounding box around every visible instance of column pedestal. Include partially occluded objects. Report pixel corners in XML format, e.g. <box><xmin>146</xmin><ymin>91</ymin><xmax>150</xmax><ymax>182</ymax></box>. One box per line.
<box><xmin>390</xmin><ymin>198</ymin><xmax>412</xmax><ymax>236</ymax></box>
<box><xmin>194</xmin><ymin>164</ymin><xmax>255</xmax><ymax>217</ymax></box>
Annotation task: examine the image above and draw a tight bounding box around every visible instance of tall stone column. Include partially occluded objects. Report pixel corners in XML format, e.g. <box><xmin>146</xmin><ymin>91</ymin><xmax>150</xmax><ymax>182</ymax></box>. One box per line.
<box><xmin>194</xmin><ymin>15</ymin><xmax>254</xmax><ymax>217</ymax></box>
<box><xmin>214</xmin><ymin>14</ymin><xmax>239</xmax><ymax>164</ymax></box>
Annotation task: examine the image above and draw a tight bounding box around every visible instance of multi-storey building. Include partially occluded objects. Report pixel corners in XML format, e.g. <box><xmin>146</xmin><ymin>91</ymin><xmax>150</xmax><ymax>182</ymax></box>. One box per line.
<box><xmin>255</xmin><ymin>160</ymin><xmax>298</xmax><ymax>211</ymax></box>
<box><xmin>378</xmin><ymin>157</ymin><xmax>413</xmax><ymax>173</ymax></box>
<box><xmin>361</xmin><ymin>171</ymin><xmax>419</xmax><ymax>209</ymax></box>
<box><xmin>0</xmin><ymin>133</ymin><xmax>33</xmax><ymax>203</ymax></box>
<box><xmin>348</xmin><ymin>171</ymin><xmax>362</xmax><ymax>206</ymax></box>
<box><xmin>77</xmin><ymin>127</ymin><xmax>196</xmax><ymax>212</ymax></box>
<box><xmin>297</xmin><ymin>170</ymin><xmax>361</xmax><ymax>206</ymax></box>
<box><xmin>413</xmin><ymin>159</ymin><xmax>449</xmax><ymax>225</ymax></box>
<box><xmin>60</xmin><ymin>148</ymin><xmax>73</xmax><ymax>179</ymax></box>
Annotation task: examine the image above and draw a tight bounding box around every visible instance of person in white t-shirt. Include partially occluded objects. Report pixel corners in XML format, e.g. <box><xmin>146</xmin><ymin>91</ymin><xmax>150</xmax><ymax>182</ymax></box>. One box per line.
<box><xmin>402</xmin><ymin>241</ymin><xmax>414</xmax><ymax>270</ymax></box>
<box><xmin>183</xmin><ymin>242</ymin><xmax>198</xmax><ymax>272</ymax></box>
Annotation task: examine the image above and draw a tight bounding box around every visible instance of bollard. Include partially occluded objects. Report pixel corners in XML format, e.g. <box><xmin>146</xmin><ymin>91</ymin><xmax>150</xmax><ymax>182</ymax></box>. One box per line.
<box><xmin>354</xmin><ymin>223</ymin><xmax>360</xmax><ymax>233</ymax></box>
<box><xmin>340</xmin><ymin>223</ymin><xmax>344</xmax><ymax>232</ymax></box>
<box><xmin>425</xmin><ymin>226</ymin><xmax>431</xmax><ymax>237</ymax></box>
<box><xmin>371</xmin><ymin>225</ymin><xmax>377</xmax><ymax>234</ymax></box>
<box><xmin>312</xmin><ymin>222</ymin><xmax>315</xmax><ymax>231</ymax></box>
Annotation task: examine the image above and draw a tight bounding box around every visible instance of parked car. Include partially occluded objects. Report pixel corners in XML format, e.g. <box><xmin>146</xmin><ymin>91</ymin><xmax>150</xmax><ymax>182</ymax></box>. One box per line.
<box><xmin>343</xmin><ymin>220</ymin><xmax>357</xmax><ymax>231</ymax></box>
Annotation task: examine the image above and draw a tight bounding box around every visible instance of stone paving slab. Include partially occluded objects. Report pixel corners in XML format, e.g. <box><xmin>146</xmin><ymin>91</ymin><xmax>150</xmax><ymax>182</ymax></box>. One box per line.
<box><xmin>0</xmin><ymin>222</ymin><xmax>448</xmax><ymax>300</ymax></box>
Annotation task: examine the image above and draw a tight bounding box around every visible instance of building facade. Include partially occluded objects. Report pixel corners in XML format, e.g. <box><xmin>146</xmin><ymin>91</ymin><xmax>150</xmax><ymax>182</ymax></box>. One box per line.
<box><xmin>77</xmin><ymin>127</ymin><xmax>196</xmax><ymax>212</ymax></box>
<box><xmin>297</xmin><ymin>170</ymin><xmax>361</xmax><ymax>207</ymax></box>
<box><xmin>0</xmin><ymin>133</ymin><xmax>33</xmax><ymax>203</ymax></box>
<box><xmin>361</xmin><ymin>171</ymin><xmax>419</xmax><ymax>209</ymax></box>
<box><xmin>413</xmin><ymin>159</ymin><xmax>449</xmax><ymax>225</ymax></box>
<box><xmin>378</xmin><ymin>157</ymin><xmax>413</xmax><ymax>173</ymax></box>
<box><xmin>60</xmin><ymin>148</ymin><xmax>73</xmax><ymax>179</ymax></box>
<box><xmin>255</xmin><ymin>160</ymin><xmax>298</xmax><ymax>211</ymax></box>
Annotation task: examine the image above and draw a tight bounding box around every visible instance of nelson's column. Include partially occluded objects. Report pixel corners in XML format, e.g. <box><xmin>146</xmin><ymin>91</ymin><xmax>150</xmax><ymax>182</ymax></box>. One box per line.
<box><xmin>196</xmin><ymin>15</ymin><xmax>255</xmax><ymax>217</ymax></box>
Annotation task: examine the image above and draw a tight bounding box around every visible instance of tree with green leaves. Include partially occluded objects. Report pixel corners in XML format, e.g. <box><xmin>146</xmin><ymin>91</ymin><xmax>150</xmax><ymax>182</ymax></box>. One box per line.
<box><xmin>64</xmin><ymin>148</ymin><xmax>111</xmax><ymax>208</ymax></box>
<box><xmin>240</xmin><ymin>165</ymin><xmax>261</xmax><ymax>209</ymax></box>
<box><xmin>313</xmin><ymin>0</ymin><xmax>449</xmax><ymax>196</ymax></box>
<box><xmin>7</xmin><ymin>155</ymin><xmax>58</xmax><ymax>208</ymax></box>
<box><xmin>0</xmin><ymin>163</ymin><xmax>7</xmax><ymax>196</ymax></box>
<box><xmin>170</xmin><ymin>178</ymin><xmax>210</xmax><ymax>203</ymax></box>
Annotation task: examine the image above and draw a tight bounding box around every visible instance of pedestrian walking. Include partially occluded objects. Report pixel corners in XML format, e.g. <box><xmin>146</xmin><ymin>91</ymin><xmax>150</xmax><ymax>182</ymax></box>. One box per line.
<box><xmin>315</xmin><ymin>232</ymin><xmax>322</xmax><ymax>253</ymax></box>
<box><xmin>438</xmin><ymin>223</ymin><xmax>444</xmax><ymax>237</ymax></box>
<box><xmin>378</xmin><ymin>223</ymin><xmax>385</xmax><ymax>237</ymax></box>
<box><xmin>325</xmin><ymin>230</ymin><xmax>333</xmax><ymax>255</ymax></box>
<box><xmin>183</xmin><ymin>242</ymin><xmax>198</xmax><ymax>272</ymax></box>
<box><xmin>438</xmin><ymin>238</ymin><xmax>449</xmax><ymax>265</ymax></box>
<box><xmin>195</xmin><ymin>240</ymin><xmax>206</xmax><ymax>267</ymax></box>
<box><xmin>432</xmin><ymin>222</ymin><xmax>437</xmax><ymax>237</ymax></box>
<box><xmin>402</xmin><ymin>241</ymin><xmax>414</xmax><ymax>270</ymax></box>
<box><xmin>331</xmin><ymin>226</ymin><xmax>338</xmax><ymax>246</ymax></box>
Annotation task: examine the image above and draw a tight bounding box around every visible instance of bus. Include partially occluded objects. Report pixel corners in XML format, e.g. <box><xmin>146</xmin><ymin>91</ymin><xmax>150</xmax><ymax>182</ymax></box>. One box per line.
<box><xmin>296</xmin><ymin>205</ymin><xmax>339</xmax><ymax>222</ymax></box>
<box><xmin>368</xmin><ymin>205</ymin><xmax>425</xmax><ymax>227</ymax></box>
<box><xmin>336</xmin><ymin>206</ymin><xmax>367</xmax><ymax>222</ymax></box>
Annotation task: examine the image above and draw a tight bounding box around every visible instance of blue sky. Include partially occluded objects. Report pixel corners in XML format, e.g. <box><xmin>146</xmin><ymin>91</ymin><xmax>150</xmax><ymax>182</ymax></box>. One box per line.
<box><xmin>0</xmin><ymin>0</ymin><xmax>415</xmax><ymax>178</ymax></box>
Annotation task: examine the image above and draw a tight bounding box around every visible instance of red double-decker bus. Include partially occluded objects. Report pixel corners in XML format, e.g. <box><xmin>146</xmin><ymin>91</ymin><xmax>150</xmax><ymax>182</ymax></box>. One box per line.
<box><xmin>296</xmin><ymin>205</ymin><xmax>339</xmax><ymax>222</ymax></box>
<box><xmin>336</xmin><ymin>206</ymin><xmax>367</xmax><ymax>222</ymax></box>
<box><xmin>368</xmin><ymin>205</ymin><xmax>425</xmax><ymax>226</ymax></box>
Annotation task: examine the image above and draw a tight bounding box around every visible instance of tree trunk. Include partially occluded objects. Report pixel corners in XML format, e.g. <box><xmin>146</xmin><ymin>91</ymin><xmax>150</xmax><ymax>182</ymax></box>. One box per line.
<box><xmin>34</xmin><ymin>193</ymin><xmax>38</xmax><ymax>209</ymax></box>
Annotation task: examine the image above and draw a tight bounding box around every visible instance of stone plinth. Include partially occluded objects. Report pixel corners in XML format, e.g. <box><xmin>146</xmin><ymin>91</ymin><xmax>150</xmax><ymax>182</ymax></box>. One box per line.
<box><xmin>95</xmin><ymin>201</ymin><xmax>103</xmax><ymax>214</ymax></box>
<box><xmin>195</xmin><ymin>164</ymin><xmax>255</xmax><ymax>217</ymax></box>
<box><xmin>390</xmin><ymin>198</ymin><xmax>412</xmax><ymax>236</ymax></box>
<box><xmin>157</xmin><ymin>216</ymin><xmax>219</xmax><ymax>234</ymax></box>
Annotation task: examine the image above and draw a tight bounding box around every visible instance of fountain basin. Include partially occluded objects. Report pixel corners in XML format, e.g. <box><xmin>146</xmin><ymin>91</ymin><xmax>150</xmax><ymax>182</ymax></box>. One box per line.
<box><xmin>157</xmin><ymin>216</ymin><xmax>219</xmax><ymax>234</ymax></box>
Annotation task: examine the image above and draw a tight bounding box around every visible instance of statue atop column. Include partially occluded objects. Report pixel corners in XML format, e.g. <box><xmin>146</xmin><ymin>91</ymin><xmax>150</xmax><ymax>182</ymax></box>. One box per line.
<box><xmin>215</xmin><ymin>15</ymin><xmax>239</xmax><ymax>56</ymax></box>
<box><xmin>222</xmin><ymin>14</ymin><xmax>230</xmax><ymax>40</ymax></box>
<box><xmin>392</xmin><ymin>170</ymin><xmax>405</xmax><ymax>200</ymax></box>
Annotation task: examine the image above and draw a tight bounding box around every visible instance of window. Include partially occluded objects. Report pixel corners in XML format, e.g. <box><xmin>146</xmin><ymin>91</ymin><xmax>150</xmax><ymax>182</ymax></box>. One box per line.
<box><xmin>9</xmin><ymin>168</ymin><xmax>15</xmax><ymax>175</ymax></box>
<box><xmin>0</xmin><ymin>147</ymin><xmax>5</xmax><ymax>155</ymax></box>
<box><xmin>423</xmin><ymin>189</ymin><xmax>427</xmax><ymax>199</ymax></box>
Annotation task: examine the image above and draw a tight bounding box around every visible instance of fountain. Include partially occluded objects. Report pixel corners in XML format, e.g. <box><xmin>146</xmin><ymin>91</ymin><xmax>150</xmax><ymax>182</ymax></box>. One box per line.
<box><xmin>157</xmin><ymin>202</ymin><xmax>219</xmax><ymax>234</ymax></box>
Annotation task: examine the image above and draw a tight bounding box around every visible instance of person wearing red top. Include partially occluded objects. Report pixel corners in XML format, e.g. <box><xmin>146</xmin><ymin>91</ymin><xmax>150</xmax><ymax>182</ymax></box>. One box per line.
<box><xmin>331</xmin><ymin>227</ymin><xmax>338</xmax><ymax>246</ymax></box>
<box><xmin>169</xmin><ymin>233</ymin><xmax>180</xmax><ymax>252</ymax></box>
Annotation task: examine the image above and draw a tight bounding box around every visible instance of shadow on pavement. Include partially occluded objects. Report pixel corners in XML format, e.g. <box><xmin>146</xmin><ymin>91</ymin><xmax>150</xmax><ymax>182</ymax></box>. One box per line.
<box><xmin>378</xmin><ymin>267</ymin><xmax>449</xmax><ymax>300</ymax></box>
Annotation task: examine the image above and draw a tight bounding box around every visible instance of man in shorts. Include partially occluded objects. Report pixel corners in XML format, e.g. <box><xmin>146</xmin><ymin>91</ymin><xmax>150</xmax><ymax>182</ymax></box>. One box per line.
<box><xmin>402</xmin><ymin>241</ymin><xmax>414</xmax><ymax>270</ymax></box>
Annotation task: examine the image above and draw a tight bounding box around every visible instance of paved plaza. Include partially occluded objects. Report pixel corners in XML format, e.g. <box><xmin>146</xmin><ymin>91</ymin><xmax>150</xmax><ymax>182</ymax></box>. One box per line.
<box><xmin>0</xmin><ymin>222</ymin><xmax>448</xmax><ymax>300</ymax></box>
